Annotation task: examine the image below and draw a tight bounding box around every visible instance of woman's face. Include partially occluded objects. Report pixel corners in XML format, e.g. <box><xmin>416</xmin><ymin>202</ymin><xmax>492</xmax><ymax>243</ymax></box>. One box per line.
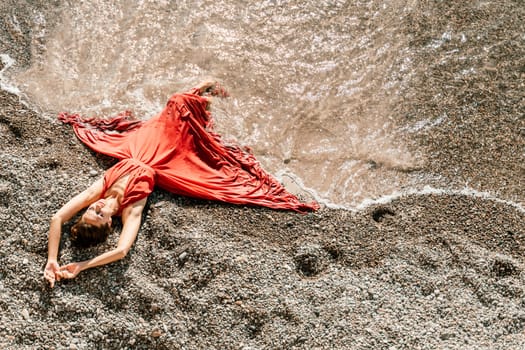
<box><xmin>82</xmin><ymin>199</ymin><xmax>112</xmax><ymax>227</ymax></box>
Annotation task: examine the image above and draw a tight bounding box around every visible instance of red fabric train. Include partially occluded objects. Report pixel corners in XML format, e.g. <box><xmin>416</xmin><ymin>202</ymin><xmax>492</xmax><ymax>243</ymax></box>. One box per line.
<box><xmin>59</xmin><ymin>87</ymin><xmax>319</xmax><ymax>213</ymax></box>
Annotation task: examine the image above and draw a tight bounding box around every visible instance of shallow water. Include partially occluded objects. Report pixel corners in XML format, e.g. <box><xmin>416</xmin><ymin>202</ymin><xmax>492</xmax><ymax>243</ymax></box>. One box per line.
<box><xmin>5</xmin><ymin>0</ymin><xmax>466</xmax><ymax>208</ymax></box>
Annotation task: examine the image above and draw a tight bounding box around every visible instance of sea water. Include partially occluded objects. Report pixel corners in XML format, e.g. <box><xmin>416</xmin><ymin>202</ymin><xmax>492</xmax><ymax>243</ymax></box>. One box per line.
<box><xmin>3</xmin><ymin>0</ymin><xmax>522</xmax><ymax>211</ymax></box>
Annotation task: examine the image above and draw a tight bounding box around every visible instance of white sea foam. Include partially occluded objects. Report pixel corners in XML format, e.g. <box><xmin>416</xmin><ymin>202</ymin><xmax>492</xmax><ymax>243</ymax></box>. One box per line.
<box><xmin>353</xmin><ymin>186</ymin><xmax>525</xmax><ymax>214</ymax></box>
<box><xmin>402</xmin><ymin>113</ymin><xmax>447</xmax><ymax>133</ymax></box>
<box><xmin>0</xmin><ymin>54</ymin><xmax>21</xmax><ymax>95</ymax></box>
<box><xmin>0</xmin><ymin>53</ymin><xmax>57</xmax><ymax>122</ymax></box>
<box><xmin>277</xmin><ymin>165</ymin><xmax>525</xmax><ymax>214</ymax></box>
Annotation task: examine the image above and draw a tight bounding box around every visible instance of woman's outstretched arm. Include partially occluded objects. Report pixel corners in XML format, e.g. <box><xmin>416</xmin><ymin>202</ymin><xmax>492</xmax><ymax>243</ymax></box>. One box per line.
<box><xmin>57</xmin><ymin>197</ymin><xmax>147</xmax><ymax>280</ymax></box>
<box><xmin>44</xmin><ymin>178</ymin><xmax>104</xmax><ymax>287</ymax></box>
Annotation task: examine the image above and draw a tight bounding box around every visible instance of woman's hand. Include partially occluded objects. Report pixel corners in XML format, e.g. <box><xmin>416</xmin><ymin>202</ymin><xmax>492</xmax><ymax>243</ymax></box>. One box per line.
<box><xmin>44</xmin><ymin>260</ymin><xmax>60</xmax><ymax>288</ymax></box>
<box><xmin>57</xmin><ymin>262</ymin><xmax>83</xmax><ymax>280</ymax></box>
<box><xmin>196</xmin><ymin>81</ymin><xmax>229</xmax><ymax>97</ymax></box>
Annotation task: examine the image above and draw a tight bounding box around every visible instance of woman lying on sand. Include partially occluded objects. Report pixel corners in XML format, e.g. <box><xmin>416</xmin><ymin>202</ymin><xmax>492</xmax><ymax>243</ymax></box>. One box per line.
<box><xmin>44</xmin><ymin>81</ymin><xmax>318</xmax><ymax>287</ymax></box>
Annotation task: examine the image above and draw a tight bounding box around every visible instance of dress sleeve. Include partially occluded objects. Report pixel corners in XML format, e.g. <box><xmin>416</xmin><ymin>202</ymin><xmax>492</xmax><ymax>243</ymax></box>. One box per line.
<box><xmin>58</xmin><ymin>111</ymin><xmax>144</xmax><ymax>160</ymax></box>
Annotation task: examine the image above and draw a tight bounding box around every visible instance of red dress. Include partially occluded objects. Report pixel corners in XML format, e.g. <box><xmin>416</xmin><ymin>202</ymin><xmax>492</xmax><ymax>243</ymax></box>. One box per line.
<box><xmin>59</xmin><ymin>88</ymin><xmax>319</xmax><ymax>213</ymax></box>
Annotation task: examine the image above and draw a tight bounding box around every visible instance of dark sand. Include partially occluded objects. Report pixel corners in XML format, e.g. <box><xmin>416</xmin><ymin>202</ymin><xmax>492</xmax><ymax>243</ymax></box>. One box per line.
<box><xmin>0</xmin><ymin>1</ymin><xmax>524</xmax><ymax>349</ymax></box>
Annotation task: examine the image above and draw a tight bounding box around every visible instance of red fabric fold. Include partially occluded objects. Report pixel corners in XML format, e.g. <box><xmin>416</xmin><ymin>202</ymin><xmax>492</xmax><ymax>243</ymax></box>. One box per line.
<box><xmin>59</xmin><ymin>90</ymin><xmax>319</xmax><ymax>213</ymax></box>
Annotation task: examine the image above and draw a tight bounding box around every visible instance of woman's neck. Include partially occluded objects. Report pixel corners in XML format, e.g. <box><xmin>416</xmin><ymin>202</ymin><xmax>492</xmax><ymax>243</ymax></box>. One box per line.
<box><xmin>104</xmin><ymin>195</ymin><xmax>121</xmax><ymax>215</ymax></box>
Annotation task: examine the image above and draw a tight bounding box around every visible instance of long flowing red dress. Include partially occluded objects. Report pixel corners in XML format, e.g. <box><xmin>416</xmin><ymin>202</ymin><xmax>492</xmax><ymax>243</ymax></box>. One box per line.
<box><xmin>59</xmin><ymin>88</ymin><xmax>319</xmax><ymax>213</ymax></box>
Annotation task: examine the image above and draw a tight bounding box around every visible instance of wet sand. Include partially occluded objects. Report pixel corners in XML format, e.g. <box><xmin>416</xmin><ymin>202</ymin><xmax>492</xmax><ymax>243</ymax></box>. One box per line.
<box><xmin>0</xmin><ymin>1</ymin><xmax>524</xmax><ymax>349</ymax></box>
